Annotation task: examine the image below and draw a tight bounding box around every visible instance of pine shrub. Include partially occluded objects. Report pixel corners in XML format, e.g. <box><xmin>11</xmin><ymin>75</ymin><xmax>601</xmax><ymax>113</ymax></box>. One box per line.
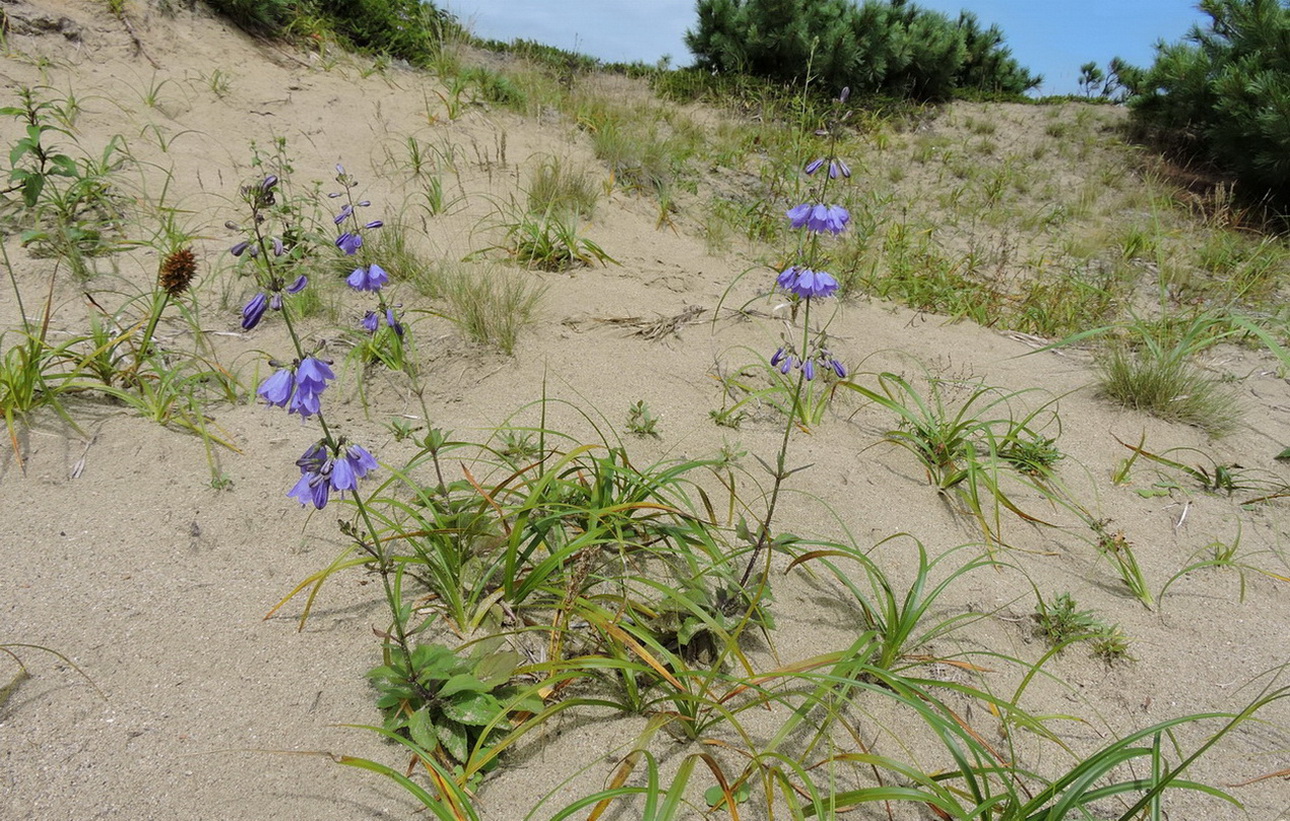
<box><xmin>685</xmin><ymin>0</ymin><xmax>1040</xmax><ymax>102</ymax></box>
<box><xmin>1127</xmin><ymin>0</ymin><xmax>1290</xmax><ymax>209</ymax></box>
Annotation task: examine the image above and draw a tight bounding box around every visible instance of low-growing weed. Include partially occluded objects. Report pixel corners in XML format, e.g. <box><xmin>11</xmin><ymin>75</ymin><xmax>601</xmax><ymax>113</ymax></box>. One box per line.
<box><xmin>626</xmin><ymin>399</ymin><xmax>660</xmax><ymax>438</ymax></box>
<box><xmin>1034</xmin><ymin>591</ymin><xmax>1132</xmax><ymax>662</ymax></box>
<box><xmin>1</xmin><ymin>254</ymin><xmax>89</xmax><ymax>463</ymax></box>
<box><xmin>367</xmin><ymin>640</ymin><xmax>541</xmax><ymax>774</ymax></box>
<box><xmin>841</xmin><ymin>370</ymin><xmax>1073</xmax><ymax>547</ymax></box>
<box><xmin>484</xmin><ymin>208</ymin><xmax>615</xmax><ymax>271</ymax></box>
<box><xmin>1</xmin><ymin>642</ymin><xmax>103</xmax><ymax>709</ymax></box>
<box><xmin>790</xmin><ymin>536</ymin><xmax>994</xmax><ymax>670</ymax></box>
<box><xmin>1092</xmin><ymin>519</ymin><xmax>1154</xmax><ymax>608</ymax></box>
<box><xmin>1160</xmin><ymin>525</ymin><xmax>1290</xmax><ymax>603</ymax></box>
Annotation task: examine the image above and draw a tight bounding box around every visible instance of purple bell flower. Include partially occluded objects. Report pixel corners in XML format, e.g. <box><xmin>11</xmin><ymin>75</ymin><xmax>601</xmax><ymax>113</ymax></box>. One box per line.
<box><xmin>336</xmin><ymin>232</ymin><xmax>363</xmax><ymax>255</ymax></box>
<box><xmin>257</xmin><ymin>367</ymin><xmax>295</xmax><ymax>408</ymax></box>
<box><xmin>360</xmin><ymin>310</ymin><xmax>379</xmax><ymax>333</ymax></box>
<box><xmin>822</xmin><ymin>205</ymin><xmax>850</xmax><ymax>234</ymax></box>
<box><xmin>787</xmin><ymin>203</ymin><xmax>850</xmax><ymax>235</ymax></box>
<box><xmin>787</xmin><ymin>203</ymin><xmax>812</xmax><ymax>229</ymax></box>
<box><xmin>331</xmin><ymin>444</ymin><xmax>378</xmax><ymax>492</ymax></box>
<box><xmin>288</xmin><ymin>357</ymin><xmax>336</xmax><ymax>418</ymax></box>
<box><xmin>346</xmin><ymin>263</ymin><xmax>389</xmax><ymax>292</ymax></box>
<box><xmin>288</xmin><ymin>443</ymin><xmax>332</xmax><ymax>509</ymax></box>
<box><xmin>778</xmin><ymin>267</ymin><xmax>839</xmax><ymax>300</ymax></box>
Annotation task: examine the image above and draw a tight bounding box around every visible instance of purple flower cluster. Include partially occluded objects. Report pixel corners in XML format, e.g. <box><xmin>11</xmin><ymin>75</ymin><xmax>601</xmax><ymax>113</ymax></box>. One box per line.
<box><xmin>771</xmin><ymin>346</ymin><xmax>847</xmax><ymax>381</ymax></box>
<box><xmin>787</xmin><ymin>203</ymin><xmax>850</xmax><ymax>235</ymax></box>
<box><xmin>777</xmin><ymin>266</ymin><xmax>839</xmax><ymax>300</ymax></box>
<box><xmin>771</xmin><ymin>140</ymin><xmax>852</xmax><ymax>378</ymax></box>
<box><xmin>804</xmin><ymin>158</ymin><xmax>851</xmax><ymax>179</ymax></box>
<box><xmin>288</xmin><ymin>441</ymin><xmax>379</xmax><ymax>509</ymax></box>
<box><xmin>231</xmin><ymin>165</ymin><xmax>382</xmax><ymax>510</ymax></box>
<box><xmin>257</xmin><ymin>356</ymin><xmax>336</xmax><ymax>418</ymax></box>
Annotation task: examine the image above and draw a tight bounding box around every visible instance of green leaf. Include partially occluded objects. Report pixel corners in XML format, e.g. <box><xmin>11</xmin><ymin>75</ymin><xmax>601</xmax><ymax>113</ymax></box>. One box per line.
<box><xmin>407</xmin><ymin>706</ymin><xmax>439</xmax><ymax>753</ymax></box>
<box><xmin>48</xmin><ymin>154</ymin><xmax>79</xmax><ymax>178</ymax></box>
<box><xmin>435</xmin><ymin>716</ymin><xmax>469</xmax><ymax>764</ymax></box>
<box><xmin>443</xmin><ymin>691</ymin><xmax>503</xmax><ymax>726</ymax></box>
<box><xmin>677</xmin><ymin>616</ymin><xmax>706</xmax><ymax>647</ymax></box>
<box><xmin>410</xmin><ymin>643</ymin><xmax>456</xmax><ymax>677</ymax></box>
<box><xmin>10</xmin><ymin>140</ymin><xmax>33</xmax><ymax>167</ymax></box>
<box><xmin>1135</xmin><ymin>485</ymin><xmax>1173</xmax><ymax>498</ymax></box>
<box><xmin>1276</xmin><ymin>447</ymin><xmax>1290</xmax><ymax>461</ymax></box>
<box><xmin>22</xmin><ymin>175</ymin><xmax>43</xmax><ymax>208</ymax></box>
<box><xmin>473</xmin><ymin>650</ymin><xmax>520</xmax><ymax>685</ymax></box>
<box><xmin>704</xmin><ymin>783</ymin><xmax>751</xmax><ymax>806</ymax></box>
<box><xmin>438</xmin><ymin>673</ymin><xmax>489</xmax><ymax>698</ymax></box>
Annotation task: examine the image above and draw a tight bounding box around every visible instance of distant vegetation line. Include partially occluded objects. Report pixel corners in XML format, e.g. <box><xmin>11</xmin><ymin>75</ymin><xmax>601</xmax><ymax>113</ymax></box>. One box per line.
<box><xmin>204</xmin><ymin>0</ymin><xmax>1290</xmax><ymax>215</ymax></box>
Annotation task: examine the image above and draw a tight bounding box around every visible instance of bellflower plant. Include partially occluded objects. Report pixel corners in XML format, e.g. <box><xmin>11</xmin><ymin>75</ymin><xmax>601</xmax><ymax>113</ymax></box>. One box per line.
<box><xmin>231</xmin><ymin>158</ymin><xmax>423</xmax><ymax>701</ymax></box>
<box><xmin>740</xmin><ymin>87</ymin><xmax>854</xmax><ymax>589</ymax></box>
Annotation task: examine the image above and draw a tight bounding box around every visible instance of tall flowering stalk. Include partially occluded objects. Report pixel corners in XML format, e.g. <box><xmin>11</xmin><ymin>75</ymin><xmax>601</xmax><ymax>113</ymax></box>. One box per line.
<box><xmin>231</xmin><ymin>167</ymin><xmax>426</xmax><ymax>697</ymax></box>
<box><xmin>740</xmin><ymin>88</ymin><xmax>853</xmax><ymax>588</ymax></box>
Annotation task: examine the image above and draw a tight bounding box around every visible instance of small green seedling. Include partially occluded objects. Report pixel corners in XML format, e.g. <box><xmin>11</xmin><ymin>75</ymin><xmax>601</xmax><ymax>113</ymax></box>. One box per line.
<box><xmin>627</xmin><ymin>399</ymin><xmax>660</xmax><ymax>438</ymax></box>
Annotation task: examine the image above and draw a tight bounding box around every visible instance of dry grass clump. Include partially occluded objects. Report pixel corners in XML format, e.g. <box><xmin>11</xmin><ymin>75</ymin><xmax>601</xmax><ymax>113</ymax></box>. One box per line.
<box><xmin>439</xmin><ymin>261</ymin><xmax>545</xmax><ymax>354</ymax></box>
<box><xmin>526</xmin><ymin>157</ymin><xmax>598</xmax><ymax>218</ymax></box>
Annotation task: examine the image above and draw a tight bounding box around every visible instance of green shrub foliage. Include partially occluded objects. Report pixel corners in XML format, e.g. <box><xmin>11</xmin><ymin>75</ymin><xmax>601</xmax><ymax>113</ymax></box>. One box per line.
<box><xmin>205</xmin><ymin>0</ymin><xmax>457</xmax><ymax>65</ymax></box>
<box><xmin>313</xmin><ymin>0</ymin><xmax>455</xmax><ymax>64</ymax></box>
<box><xmin>204</xmin><ymin>0</ymin><xmax>294</xmax><ymax>33</ymax></box>
<box><xmin>1127</xmin><ymin>0</ymin><xmax>1290</xmax><ymax>207</ymax></box>
<box><xmin>685</xmin><ymin>0</ymin><xmax>1040</xmax><ymax>101</ymax></box>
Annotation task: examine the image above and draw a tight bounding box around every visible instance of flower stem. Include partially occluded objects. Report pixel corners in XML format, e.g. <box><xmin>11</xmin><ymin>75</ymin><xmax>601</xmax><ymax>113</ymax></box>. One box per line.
<box><xmin>739</xmin><ymin>297</ymin><xmax>813</xmax><ymax>588</ymax></box>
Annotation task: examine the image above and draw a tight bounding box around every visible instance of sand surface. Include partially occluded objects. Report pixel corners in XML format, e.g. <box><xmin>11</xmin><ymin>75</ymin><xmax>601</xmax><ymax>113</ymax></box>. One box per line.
<box><xmin>2</xmin><ymin>2</ymin><xmax>1289</xmax><ymax>819</ymax></box>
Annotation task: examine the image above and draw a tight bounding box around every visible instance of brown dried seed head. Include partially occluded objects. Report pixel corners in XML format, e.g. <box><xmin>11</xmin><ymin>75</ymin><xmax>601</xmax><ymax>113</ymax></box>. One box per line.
<box><xmin>159</xmin><ymin>247</ymin><xmax>197</xmax><ymax>296</ymax></box>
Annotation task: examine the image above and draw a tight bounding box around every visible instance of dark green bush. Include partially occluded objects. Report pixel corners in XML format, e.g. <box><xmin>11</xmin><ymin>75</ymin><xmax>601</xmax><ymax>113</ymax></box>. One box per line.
<box><xmin>205</xmin><ymin>0</ymin><xmax>457</xmax><ymax>65</ymax></box>
<box><xmin>204</xmin><ymin>0</ymin><xmax>294</xmax><ymax>33</ymax></box>
<box><xmin>685</xmin><ymin>0</ymin><xmax>1039</xmax><ymax>102</ymax></box>
<box><xmin>1127</xmin><ymin>0</ymin><xmax>1290</xmax><ymax>209</ymax></box>
<box><xmin>313</xmin><ymin>0</ymin><xmax>455</xmax><ymax>65</ymax></box>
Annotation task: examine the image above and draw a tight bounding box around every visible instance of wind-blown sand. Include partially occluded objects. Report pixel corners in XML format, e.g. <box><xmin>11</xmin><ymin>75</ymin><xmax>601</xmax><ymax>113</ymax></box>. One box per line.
<box><xmin>2</xmin><ymin>2</ymin><xmax>1289</xmax><ymax>819</ymax></box>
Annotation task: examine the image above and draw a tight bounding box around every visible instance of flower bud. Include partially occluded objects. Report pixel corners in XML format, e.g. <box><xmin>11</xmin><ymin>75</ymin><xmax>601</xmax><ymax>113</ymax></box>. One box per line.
<box><xmin>241</xmin><ymin>292</ymin><xmax>267</xmax><ymax>330</ymax></box>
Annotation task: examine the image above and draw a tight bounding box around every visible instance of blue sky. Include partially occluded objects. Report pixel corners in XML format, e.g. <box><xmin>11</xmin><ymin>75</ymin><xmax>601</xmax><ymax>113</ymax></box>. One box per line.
<box><xmin>440</xmin><ymin>1</ymin><xmax>1210</xmax><ymax>95</ymax></box>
